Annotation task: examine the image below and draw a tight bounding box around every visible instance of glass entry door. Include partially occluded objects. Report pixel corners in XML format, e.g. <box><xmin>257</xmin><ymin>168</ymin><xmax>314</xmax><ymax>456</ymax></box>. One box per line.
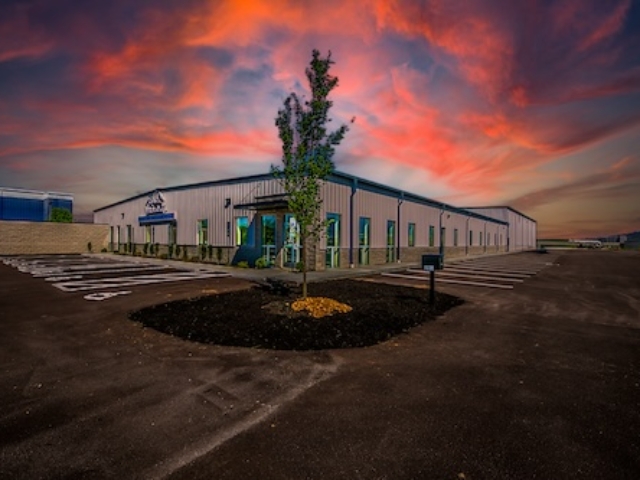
<box><xmin>261</xmin><ymin>215</ymin><xmax>276</xmax><ymax>265</ymax></box>
<box><xmin>283</xmin><ymin>214</ymin><xmax>300</xmax><ymax>267</ymax></box>
<box><xmin>326</xmin><ymin>213</ymin><xmax>340</xmax><ymax>268</ymax></box>
<box><xmin>359</xmin><ymin>217</ymin><xmax>370</xmax><ymax>265</ymax></box>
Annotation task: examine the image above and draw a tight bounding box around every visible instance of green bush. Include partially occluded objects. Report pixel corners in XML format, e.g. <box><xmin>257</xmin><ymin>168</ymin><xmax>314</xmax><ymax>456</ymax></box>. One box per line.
<box><xmin>159</xmin><ymin>253</ymin><xmax>168</xmax><ymax>260</ymax></box>
<box><xmin>168</xmin><ymin>244</ymin><xmax>175</xmax><ymax>258</ymax></box>
<box><xmin>182</xmin><ymin>245</ymin><xmax>188</xmax><ymax>260</ymax></box>
<box><xmin>216</xmin><ymin>247</ymin><xmax>223</xmax><ymax>263</ymax></box>
<box><xmin>49</xmin><ymin>207</ymin><xmax>72</xmax><ymax>223</ymax></box>
<box><xmin>87</xmin><ymin>242</ymin><xmax>93</xmax><ymax>253</ymax></box>
<box><xmin>149</xmin><ymin>243</ymin><xmax>155</xmax><ymax>256</ymax></box>
<box><xmin>255</xmin><ymin>256</ymin><xmax>269</xmax><ymax>269</ymax></box>
<box><xmin>101</xmin><ymin>248</ymin><xmax>107</xmax><ymax>253</ymax></box>
<box><xmin>200</xmin><ymin>245</ymin><xmax>207</xmax><ymax>260</ymax></box>
<box><xmin>143</xmin><ymin>243</ymin><xmax>149</xmax><ymax>256</ymax></box>
<box><xmin>154</xmin><ymin>243</ymin><xmax>160</xmax><ymax>256</ymax></box>
<box><xmin>207</xmin><ymin>244</ymin><xmax>214</xmax><ymax>260</ymax></box>
<box><xmin>190</xmin><ymin>255</ymin><xmax>200</xmax><ymax>262</ymax></box>
<box><xmin>236</xmin><ymin>260</ymin><xmax>249</xmax><ymax>268</ymax></box>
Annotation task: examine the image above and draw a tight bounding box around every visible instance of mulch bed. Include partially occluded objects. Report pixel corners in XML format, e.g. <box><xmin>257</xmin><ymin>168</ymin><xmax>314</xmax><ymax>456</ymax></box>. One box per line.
<box><xmin>129</xmin><ymin>279</ymin><xmax>463</xmax><ymax>351</ymax></box>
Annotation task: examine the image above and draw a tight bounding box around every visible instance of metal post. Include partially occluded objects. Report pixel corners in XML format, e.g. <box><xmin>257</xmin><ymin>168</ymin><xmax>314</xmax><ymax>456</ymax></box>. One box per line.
<box><xmin>430</xmin><ymin>270</ymin><xmax>435</xmax><ymax>305</ymax></box>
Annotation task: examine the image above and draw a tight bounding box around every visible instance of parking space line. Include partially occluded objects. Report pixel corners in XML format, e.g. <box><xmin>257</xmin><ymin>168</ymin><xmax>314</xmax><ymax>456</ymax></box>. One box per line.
<box><xmin>381</xmin><ymin>272</ymin><xmax>515</xmax><ymax>289</ymax></box>
<box><xmin>52</xmin><ymin>271</ymin><xmax>232</xmax><ymax>292</ymax></box>
<box><xmin>32</xmin><ymin>265</ymin><xmax>170</xmax><ymax>278</ymax></box>
<box><xmin>406</xmin><ymin>269</ymin><xmax>524</xmax><ymax>283</ymax></box>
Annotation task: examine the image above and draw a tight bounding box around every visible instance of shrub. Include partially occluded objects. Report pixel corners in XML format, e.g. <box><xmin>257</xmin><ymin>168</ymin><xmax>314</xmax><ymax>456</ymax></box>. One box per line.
<box><xmin>236</xmin><ymin>260</ymin><xmax>249</xmax><ymax>268</ymax></box>
<box><xmin>200</xmin><ymin>245</ymin><xmax>207</xmax><ymax>260</ymax></box>
<box><xmin>216</xmin><ymin>247</ymin><xmax>223</xmax><ymax>263</ymax></box>
<box><xmin>255</xmin><ymin>256</ymin><xmax>269</xmax><ymax>269</ymax></box>
<box><xmin>149</xmin><ymin>243</ymin><xmax>155</xmax><ymax>256</ymax></box>
<box><xmin>182</xmin><ymin>245</ymin><xmax>188</xmax><ymax>260</ymax></box>
<box><xmin>159</xmin><ymin>253</ymin><xmax>168</xmax><ymax>260</ymax></box>
<box><xmin>50</xmin><ymin>207</ymin><xmax>72</xmax><ymax>223</ymax></box>
<box><xmin>190</xmin><ymin>255</ymin><xmax>200</xmax><ymax>262</ymax></box>
<box><xmin>143</xmin><ymin>243</ymin><xmax>149</xmax><ymax>256</ymax></box>
<box><xmin>101</xmin><ymin>248</ymin><xmax>107</xmax><ymax>253</ymax></box>
<box><xmin>132</xmin><ymin>243</ymin><xmax>138</xmax><ymax>255</ymax></box>
<box><xmin>207</xmin><ymin>244</ymin><xmax>214</xmax><ymax>260</ymax></box>
<box><xmin>168</xmin><ymin>244</ymin><xmax>175</xmax><ymax>258</ymax></box>
<box><xmin>87</xmin><ymin>241</ymin><xmax>93</xmax><ymax>253</ymax></box>
<box><xmin>154</xmin><ymin>243</ymin><xmax>160</xmax><ymax>256</ymax></box>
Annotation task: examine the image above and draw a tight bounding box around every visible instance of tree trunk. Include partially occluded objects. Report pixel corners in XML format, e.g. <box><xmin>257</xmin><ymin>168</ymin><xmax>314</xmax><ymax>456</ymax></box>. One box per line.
<box><xmin>302</xmin><ymin>233</ymin><xmax>308</xmax><ymax>298</ymax></box>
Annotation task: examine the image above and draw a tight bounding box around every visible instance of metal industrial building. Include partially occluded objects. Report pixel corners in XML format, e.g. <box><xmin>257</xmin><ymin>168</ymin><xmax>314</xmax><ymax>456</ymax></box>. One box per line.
<box><xmin>0</xmin><ymin>187</ymin><xmax>73</xmax><ymax>222</ymax></box>
<box><xmin>93</xmin><ymin>171</ymin><xmax>537</xmax><ymax>270</ymax></box>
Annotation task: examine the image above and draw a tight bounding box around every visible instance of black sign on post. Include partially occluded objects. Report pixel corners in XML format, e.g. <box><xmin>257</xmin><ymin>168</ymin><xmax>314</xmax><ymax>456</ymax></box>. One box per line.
<box><xmin>422</xmin><ymin>254</ymin><xmax>444</xmax><ymax>305</ymax></box>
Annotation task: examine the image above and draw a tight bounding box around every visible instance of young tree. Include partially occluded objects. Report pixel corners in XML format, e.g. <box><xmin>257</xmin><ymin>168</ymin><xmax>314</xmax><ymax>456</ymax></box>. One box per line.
<box><xmin>273</xmin><ymin>49</ymin><xmax>353</xmax><ymax>298</ymax></box>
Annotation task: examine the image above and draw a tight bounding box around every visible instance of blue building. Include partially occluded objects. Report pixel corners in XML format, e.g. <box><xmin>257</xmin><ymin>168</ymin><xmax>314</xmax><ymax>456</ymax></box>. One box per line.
<box><xmin>0</xmin><ymin>187</ymin><xmax>73</xmax><ymax>222</ymax></box>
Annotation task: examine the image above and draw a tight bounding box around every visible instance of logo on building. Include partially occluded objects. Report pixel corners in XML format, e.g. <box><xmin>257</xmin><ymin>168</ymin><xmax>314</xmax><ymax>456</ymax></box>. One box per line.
<box><xmin>145</xmin><ymin>190</ymin><xmax>166</xmax><ymax>215</ymax></box>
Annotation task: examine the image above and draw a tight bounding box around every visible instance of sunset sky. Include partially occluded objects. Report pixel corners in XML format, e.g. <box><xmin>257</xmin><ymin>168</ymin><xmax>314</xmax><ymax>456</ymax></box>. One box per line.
<box><xmin>1</xmin><ymin>0</ymin><xmax>639</xmax><ymax>237</ymax></box>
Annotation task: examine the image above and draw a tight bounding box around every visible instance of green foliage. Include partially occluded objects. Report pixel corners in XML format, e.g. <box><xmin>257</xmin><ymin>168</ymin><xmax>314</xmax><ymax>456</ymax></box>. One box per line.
<box><xmin>236</xmin><ymin>260</ymin><xmax>249</xmax><ymax>268</ymax></box>
<box><xmin>143</xmin><ymin>243</ymin><xmax>149</xmax><ymax>256</ymax></box>
<box><xmin>207</xmin><ymin>244</ymin><xmax>214</xmax><ymax>260</ymax></box>
<box><xmin>272</xmin><ymin>49</ymin><xmax>353</xmax><ymax>297</ymax></box>
<box><xmin>101</xmin><ymin>248</ymin><xmax>107</xmax><ymax>253</ymax></box>
<box><xmin>200</xmin><ymin>244</ymin><xmax>207</xmax><ymax>260</ymax></box>
<box><xmin>168</xmin><ymin>244</ymin><xmax>175</xmax><ymax>258</ymax></box>
<box><xmin>87</xmin><ymin>241</ymin><xmax>93</xmax><ymax>253</ymax></box>
<box><xmin>255</xmin><ymin>256</ymin><xmax>269</xmax><ymax>269</ymax></box>
<box><xmin>182</xmin><ymin>245</ymin><xmax>188</xmax><ymax>260</ymax></box>
<box><xmin>159</xmin><ymin>253</ymin><xmax>168</xmax><ymax>260</ymax></box>
<box><xmin>154</xmin><ymin>243</ymin><xmax>160</xmax><ymax>256</ymax></box>
<box><xmin>216</xmin><ymin>247</ymin><xmax>223</xmax><ymax>263</ymax></box>
<box><xmin>50</xmin><ymin>207</ymin><xmax>72</xmax><ymax>223</ymax></box>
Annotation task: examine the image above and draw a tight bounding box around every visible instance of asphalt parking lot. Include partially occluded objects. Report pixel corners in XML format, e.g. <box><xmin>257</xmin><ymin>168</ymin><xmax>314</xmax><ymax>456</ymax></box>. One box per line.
<box><xmin>1</xmin><ymin>250</ymin><xmax>639</xmax><ymax>479</ymax></box>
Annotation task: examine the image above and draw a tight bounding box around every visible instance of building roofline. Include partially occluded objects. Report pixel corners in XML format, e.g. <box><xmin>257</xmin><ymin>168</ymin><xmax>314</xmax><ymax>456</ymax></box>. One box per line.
<box><xmin>0</xmin><ymin>186</ymin><xmax>74</xmax><ymax>199</ymax></box>
<box><xmin>462</xmin><ymin>205</ymin><xmax>537</xmax><ymax>223</ymax></box>
<box><xmin>93</xmin><ymin>170</ymin><xmax>509</xmax><ymax>225</ymax></box>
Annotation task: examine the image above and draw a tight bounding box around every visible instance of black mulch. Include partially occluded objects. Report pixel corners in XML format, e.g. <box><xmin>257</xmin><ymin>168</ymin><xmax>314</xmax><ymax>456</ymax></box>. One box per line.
<box><xmin>129</xmin><ymin>279</ymin><xmax>463</xmax><ymax>351</ymax></box>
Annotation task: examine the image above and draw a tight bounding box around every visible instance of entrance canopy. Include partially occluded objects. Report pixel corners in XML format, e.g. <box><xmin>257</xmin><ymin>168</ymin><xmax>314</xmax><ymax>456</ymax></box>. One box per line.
<box><xmin>235</xmin><ymin>193</ymin><xmax>289</xmax><ymax>211</ymax></box>
<box><xmin>138</xmin><ymin>212</ymin><xmax>176</xmax><ymax>225</ymax></box>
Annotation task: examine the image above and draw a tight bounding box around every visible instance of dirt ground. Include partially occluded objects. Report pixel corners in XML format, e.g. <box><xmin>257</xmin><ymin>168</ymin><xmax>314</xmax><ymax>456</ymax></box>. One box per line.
<box><xmin>131</xmin><ymin>280</ymin><xmax>463</xmax><ymax>350</ymax></box>
<box><xmin>1</xmin><ymin>250</ymin><xmax>639</xmax><ymax>479</ymax></box>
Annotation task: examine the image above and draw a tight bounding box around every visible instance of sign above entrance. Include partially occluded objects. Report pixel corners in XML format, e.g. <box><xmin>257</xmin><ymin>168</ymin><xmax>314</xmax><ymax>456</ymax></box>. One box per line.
<box><xmin>145</xmin><ymin>190</ymin><xmax>166</xmax><ymax>215</ymax></box>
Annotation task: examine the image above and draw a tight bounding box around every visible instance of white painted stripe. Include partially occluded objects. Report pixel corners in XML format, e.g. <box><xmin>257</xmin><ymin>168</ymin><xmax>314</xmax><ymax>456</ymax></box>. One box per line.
<box><xmin>32</xmin><ymin>265</ymin><xmax>170</xmax><ymax>278</ymax></box>
<box><xmin>445</xmin><ymin>265</ymin><xmax>537</xmax><ymax>275</ymax></box>
<box><xmin>407</xmin><ymin>269</ymin><xmax>524</xmax><ymax>283</ymax></box>
<box><xmin>52</xmin><ymin>271</ymin><xmax>231</xmax><ymax>292</ymax></box>
<box><xmin>441</xmin><ymin>268</ymin><xmax>530</xmax><ymax>279</ymax></box>
<box><xmin>381</xmin><ymin>272</ymin><xmax>514</xmax><ymax>289</ymax></box>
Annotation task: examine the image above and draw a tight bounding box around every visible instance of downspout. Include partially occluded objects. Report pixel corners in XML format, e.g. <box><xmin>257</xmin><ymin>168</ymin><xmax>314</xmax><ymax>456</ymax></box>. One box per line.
<box><xmin>439</xmin><ymin>208</ymin><xmax>445</xmax><ymax>258</ymax></box>
<box><xmin>349</xmin><ymin>178</ymin><xmax>357</xmax><ymax>268</ymax></box>
<box><xmin>465</xmin><ymin>217</ymin><xmax>470</xmax><ymax>256</ymax></box>
<box><xmin>397</xmin><ymin>192</ymin><xmax>404</xmax><ymax>262</ymax></box>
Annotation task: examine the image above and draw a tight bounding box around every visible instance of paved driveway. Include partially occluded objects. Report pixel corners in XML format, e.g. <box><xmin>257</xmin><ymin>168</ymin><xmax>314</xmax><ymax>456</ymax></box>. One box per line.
<box><xmin>1</xmin><ymin>251</ymin><xmax>639</xmax><ymax>479</ymax></box>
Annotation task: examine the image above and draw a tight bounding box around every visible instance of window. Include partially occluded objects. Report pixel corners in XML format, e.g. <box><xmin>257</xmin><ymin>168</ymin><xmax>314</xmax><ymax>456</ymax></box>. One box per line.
<box><xmin>359</xmin><ymin>217</ymin><xmax>370</xmax><ymax>265</ymax></box>
<box><xmin>235</xmin><ymin>216</ymin><xmax>249</xmax><ymax>246</ymax></box>
<box><xmin>145</xmin><ymin>225</ymin><xmax>152</xmax><ymax>243</ymax></box>
<box><xmin>386</xmin><ymin>220</ymin><xmax>396</xmax><ymax>262</ymax></box>
<box><xmin>261</xmin><ymin>215</ymin><xmax>276</xmax><ymax>264</ymax></box>
<box><xmin>454</xmin><ymin>228</ymin><xmax>459</xmax><ymax>247</ymax></box>
<box><xmin>168</xmin><ymin>223</ymin><xmax>177</xmax><ymax>245</ymax></box>
<box><xmin>408</xmin><ymin>223</ymin><xmax>416</xmax><ymax>247</ymax></box>
<box><xmin>469</xmin><ymin>230</ymin><xmax>473</xmax><ymax>246</ymax></box>
<box><xmin>197</xmin><ymin>219</ymin><xmax>208</xmax><ymax>245</ymax></box>
<box><xmin>429</xmin><ymin>225</ymin><xmax>435</xmax><ymax>247</ymax></box>
<box><xmin>326</xmin><ymin>213</ymin><xmax>341</xmax><ymax>268</ymax></box>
